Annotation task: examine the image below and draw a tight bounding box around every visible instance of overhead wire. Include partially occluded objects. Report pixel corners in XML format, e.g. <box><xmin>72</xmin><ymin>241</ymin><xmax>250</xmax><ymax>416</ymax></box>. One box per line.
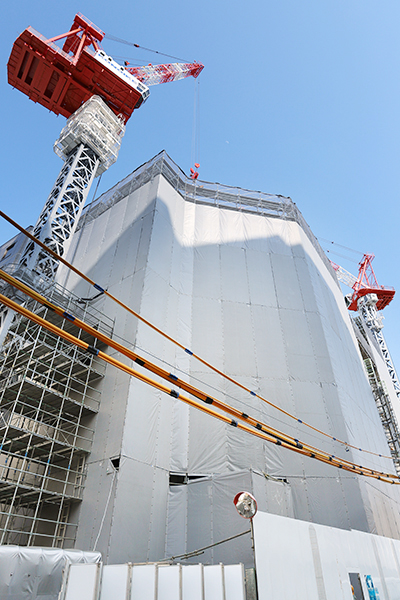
<box><xmin>0</xmin><ymin>210</ymin><xmax>395</xmax><ymax>464</ymax></box>
<box><xmin>191</xmin><ymin>78</ymin><xmax>200</xmax><ymax>170</ymax></box>
<box><xmin>0</xmin><ymin>269</ymin><xmax>346</xmax><ymax>460</ymax></box>
<box><xmin>317</xmin><ymin>238</ymin><xmax>363</xmax><ymax>256</ymax></box>
<box><xmin>0</xmin><ymin>268</ymin><xmax>398</xmax><ymax>480</ymax></box>
<box><xmin>0</xmin><ymin>267</ymin><xmax>392</xmax><ymax>475</ymax></box>
<box><xmin>0</xmin><ymin>289</ymin><xmax>398</xmax><ymax>484</ymax></box>
<box><xmin>104</xmin><ymin>33</ymin><xmax>191</xmax><ymax>63</ymax></box>
<box><xmin>318</xmin><ymin>237</ymin><xmax>362</xmax><ymax>264</ymax></box>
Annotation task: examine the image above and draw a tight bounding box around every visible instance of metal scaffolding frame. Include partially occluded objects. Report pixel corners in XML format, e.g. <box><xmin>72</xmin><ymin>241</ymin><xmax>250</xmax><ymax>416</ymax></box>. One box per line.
<box><xmin>363</xmin><ymin>357</ymin><xmax>400</xmax><ymax>476</ymax></box>
<box><xmin>0</xmin><ymin>266</ymin><xmax>113</xmax><ymax>547</ymax></box>
<box><xmin>358</xmin><ymin>294</ymin><xmax>400</xmax><ymax>400</ymax></box>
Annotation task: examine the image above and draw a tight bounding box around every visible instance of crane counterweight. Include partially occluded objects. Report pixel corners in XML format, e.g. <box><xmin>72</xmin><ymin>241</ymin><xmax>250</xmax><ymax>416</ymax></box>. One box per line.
<box><xmin>7</xmin><ymin>13</ymin><xmax>204</xmax><ymax>123</ymax></box>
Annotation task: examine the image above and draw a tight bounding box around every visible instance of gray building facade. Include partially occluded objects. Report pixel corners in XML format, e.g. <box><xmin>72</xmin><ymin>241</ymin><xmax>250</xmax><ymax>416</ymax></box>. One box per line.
<box><xmin>1</xmin><ymin>152</ymin><xmax>399</xmax><ymax>565</ymax></box>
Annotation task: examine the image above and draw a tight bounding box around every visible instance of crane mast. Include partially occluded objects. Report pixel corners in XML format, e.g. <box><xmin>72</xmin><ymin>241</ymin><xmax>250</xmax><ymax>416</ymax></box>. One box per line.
<box><xmin>357</xmin><ymin>294</ymin><xmax>400</xmax><ymax>399</ymax></box>
<box><xmin>332</xmin><ymin>255</ymin><xmax>399</xmax><ymax>398</ymax></box>
<box><xmin>1</xmin><ymin>13</ymin><xmax>203</xmax><ymax>341</ymax></box>
<box><xmin>332</xmin><ymin>255</ymin><xmax>400</xmax><ymax>473</ymax></box>
<box><xmin>5</xmin><ymin>12</ymin><xmax>203</xmax><ymax>280</ymax></box>
<box><xmin>19</xmin><ymin>96</ymin><xmax>125</xmax><ymax>279</ymax></box>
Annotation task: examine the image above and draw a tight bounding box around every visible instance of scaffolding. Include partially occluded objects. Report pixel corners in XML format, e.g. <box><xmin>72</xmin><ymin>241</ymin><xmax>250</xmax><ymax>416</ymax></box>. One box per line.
<box><xmin>0</xmin><ymin>265</ymin><xmax>113</xmax><ymax>547</ymax></box>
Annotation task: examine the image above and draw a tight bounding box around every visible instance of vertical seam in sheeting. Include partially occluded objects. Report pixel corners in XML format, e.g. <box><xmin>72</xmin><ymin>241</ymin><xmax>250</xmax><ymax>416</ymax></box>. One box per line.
<box><xmin>210</xmin><ymin>474</ymin><xmax>214</xmax><ymax>563</ymax></box>
<box><xmin>371</xmin><ymin>536</ymin><xmax>390</xmax><ymax>600</ymax></box>
<box><xmin>104</xmin><ymin>372</ymin><xmax>121</xmax><ymax>562</ymax></box>
<box><xmin>147</xmin><ymin>464</ymin><xmax>158</xmax><ymax>562</ymax></box>
<box><xmin>244</xmin><ymin>247</ymin><xmax>259</xmax><ymax>383</ymax></box>
<box><xmin>112</xmin><ymin>198</ymin><xmax>131</xmax><ymax>285</ymax></box>
<box><xmin>134</xmin><ymin>176</ymin><xmax>158</xmax><ymax>344</ymax></box>
<box><xmin>390</xmin><ymin>539</ymin><xmax>400</xmax><ymax>580</ymax></box>
<box><xmin>309</xmin><ymin>525</ymin><xmax>328</xmax><ymax>600</ymax></box>
<box><xmin>218</xmin><ymin>232</ymin><xmax>229</xmax><ymax>473</ymax></box>
<box><xmin>293</xmin><ymin>252</ymin><xmax>351</xmax><ymax>530</ymax></box>
<box><xmin>270</xmin><ymin>233</ymin><xmax>307</xmax><ymax>497</ymax></box>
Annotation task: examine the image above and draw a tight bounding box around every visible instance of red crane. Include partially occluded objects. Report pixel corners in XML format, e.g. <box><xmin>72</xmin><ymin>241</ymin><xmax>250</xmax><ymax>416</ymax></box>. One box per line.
<box><xmin>5</xmin><ymin>13</ymin><xmax>204</xmax><ymax>280</ymax></box>
<box><xmin>331</xmin><ymin>253</ymin><xmax>395</xmax><ymax>312</ymax></box>
<box><xmin>7</xmin><ymin>12</ymin><xmax>204</xmax><ymax>123</ymax></box>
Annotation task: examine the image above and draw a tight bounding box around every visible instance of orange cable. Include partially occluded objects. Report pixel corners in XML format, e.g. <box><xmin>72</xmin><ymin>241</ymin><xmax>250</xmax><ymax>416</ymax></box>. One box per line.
<box><xmin>0</xmin><ymin>287</ymin><xmax>397</xmax><ymax>484</ymax></box>
<box><xmin>0</xmin><ymin>210</ymin><xmax>394</xmax><ymax>463</ymax></box>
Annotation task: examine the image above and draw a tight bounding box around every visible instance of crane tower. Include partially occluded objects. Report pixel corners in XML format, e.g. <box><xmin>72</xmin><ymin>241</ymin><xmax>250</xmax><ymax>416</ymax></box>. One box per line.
<box><xmin>7</xmin><ymin>13</ymin><xmax>203</xmax><ymax>279</ymax></box>
<box><xmin>331</xmin><ymin>254</ymin><xmax>399</xmax><ymax>398</ymax></box>
<box><xmin>332</xmin><ymin>254</ymin><xmax>400</xmax><ymax>472</ymax></box>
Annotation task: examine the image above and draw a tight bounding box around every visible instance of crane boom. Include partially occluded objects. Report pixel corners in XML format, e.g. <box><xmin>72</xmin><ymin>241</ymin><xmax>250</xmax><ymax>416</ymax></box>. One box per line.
<box><xmin>331</xmin><ymin>261</ymin><xmax>358</xmax><ymax>289</ymax></box>
<box><xmin>127</xmin><ymin>62</ymin><xmax>204</xmax><ymax>86</ymax></box>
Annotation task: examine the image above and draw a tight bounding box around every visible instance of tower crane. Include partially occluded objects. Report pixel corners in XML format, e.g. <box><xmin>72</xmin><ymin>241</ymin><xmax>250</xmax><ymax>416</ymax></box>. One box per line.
<box><xmin>0</xmin><ymin>13</ymin><xmax>203</xmax><ymax>345</ymax></box>
<box><xmin>6</xmin><ymin>13</ymin><xmax>204</xmax><ymax>279</ymax></box>
<box><xmin>332</xmin><ymin>254</ymin><xmax>400</xmax><ymax>472</ymax></box>
<box><xmin>331</xmin><ymin>254</ymin><xmax>399</xmax><ymax>399</ymax></box>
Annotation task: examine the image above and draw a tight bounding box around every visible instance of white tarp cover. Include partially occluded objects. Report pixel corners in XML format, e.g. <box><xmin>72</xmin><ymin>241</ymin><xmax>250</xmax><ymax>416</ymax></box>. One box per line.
<box><xmin>254</xmin><ymin>510</ymin><xmax>400</xmax><ymax>600</ymax></box>
<box><xmin>54</xmin><ymin>156</ymin><xmax>400</xmax><ymax>565</ymax></box>
<box><xmin>0</xmin><ymin>545</ymin><xmax>101</xmax><ymax>600</ymax></box>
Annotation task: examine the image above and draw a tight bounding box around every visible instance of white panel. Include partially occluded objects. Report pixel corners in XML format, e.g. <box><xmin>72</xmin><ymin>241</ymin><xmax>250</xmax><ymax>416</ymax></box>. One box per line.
<box><xmin>157</xmin><ymin>564</ymin><xmax>181</xmax><ymax>600</ymax></box>
<box><xmin>64</xmin><ymin>563</ymin><xmax>101</xmax><ymax>600</ymax></box>
<box><xmin>182</xmin><ymin>565</ymin><xmax>203</xmax><ymax>600</ymax></box>
<box><xmin>253</xmin><ymin>513</ymin><xmax>320</xmax><ymax>600</ymax></box>
<box><xmin>223</xmin><ymin>564</ymin><xmax>245</xmax><ymax>600</ymax></box>
<box><xmin>130</xmin><ymin>564</ymin><xmax>156</xmax><ymax>600</ymax></box>
<box><xmin>99</xmin><ymin>564</ymin><xmax>130</xmax><ymax>600</ymax></box>
<box><xmin>203</xmin><ymin>565</ymin><xmax>224</xmax><ymax>600</ymax></box>
<box><xmin>253</xmin><ymin>510</ymin><xmax>400</xmax><ymax>600</ymax></box>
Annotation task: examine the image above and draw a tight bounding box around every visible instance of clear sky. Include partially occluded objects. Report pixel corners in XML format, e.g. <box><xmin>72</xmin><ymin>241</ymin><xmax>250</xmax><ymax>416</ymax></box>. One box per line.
<box><xmin>1</xmin><ymin>1</ymin><xmax>400</xmax><ymax>376</ymax></box>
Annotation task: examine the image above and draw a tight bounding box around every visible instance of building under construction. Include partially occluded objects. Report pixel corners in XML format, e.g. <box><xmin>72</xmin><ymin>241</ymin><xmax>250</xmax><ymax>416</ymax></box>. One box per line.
<box><xmin>1</xmin><ymin>151</ymin><xmax>400</xmax><ymax>572</ymax></box>
<box><xmin>3</xmin><ymin>12</ymin><xmax>400</xmax><ymax>599</ymax></box>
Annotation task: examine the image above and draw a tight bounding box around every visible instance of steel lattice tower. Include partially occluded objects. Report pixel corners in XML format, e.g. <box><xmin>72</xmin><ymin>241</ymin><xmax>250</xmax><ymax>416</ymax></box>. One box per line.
<box><xmin>20</xmin><ymin>96</ymin><xmax>125</xmax><ymax>279</ymax></box>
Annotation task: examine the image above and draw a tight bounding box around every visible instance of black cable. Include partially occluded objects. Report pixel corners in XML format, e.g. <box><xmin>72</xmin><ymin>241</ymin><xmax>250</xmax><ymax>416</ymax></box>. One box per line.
<box><xmin>104</xmin><ymin>33</ymin><xmax>191</xmax><ymax>63</ymax></box>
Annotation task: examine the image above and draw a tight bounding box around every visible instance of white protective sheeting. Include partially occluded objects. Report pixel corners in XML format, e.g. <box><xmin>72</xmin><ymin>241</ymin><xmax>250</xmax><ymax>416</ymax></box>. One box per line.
<box><xmin>55</xmin><ymin>152</ymin><xmax>400</xmax><ymax>566</ymax></box>
<box><xmin>166</xmin><ymin>470</ymin><xmax>293</xmax><ymax>568</ymax></box>
<box><xmin>254</xmin><ymin>509</ymin><xmax>400</xmax><ymax>600</ymax></box>
<box><xmin>0</xmin><ymin>546</ymin><xmax>101</xmax><ymax>600</ymax></box>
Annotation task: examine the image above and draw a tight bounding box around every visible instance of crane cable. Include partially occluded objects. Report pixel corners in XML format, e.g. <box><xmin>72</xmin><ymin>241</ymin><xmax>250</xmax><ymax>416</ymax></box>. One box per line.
<box><xmin>104</xmin><ymin>33</ymin><xmax>191</xmax><ymax>63</ymax></box>
<box><xmin>191</xmin><ymin>78</ymin><xmax>200</xmax><ymax>175</ymax></box>
<box><xmin>0</xmin><ymin>210</ymin><xmax>394</xmax><ymax>462</ymax></box>
<box><xmin>0</xmin><ymin>290</ymin><xmax>398</xmax><ymax>484</ymax></box>
<box><xmin>1</xmin><ymin>267</ymin><xmax>394</xmax><ymax>478</ymax></box>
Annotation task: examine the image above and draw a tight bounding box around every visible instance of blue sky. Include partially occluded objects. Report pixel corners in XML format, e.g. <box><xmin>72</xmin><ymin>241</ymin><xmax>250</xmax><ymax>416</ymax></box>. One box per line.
<box><xmin>1</xmin><ymin>1</ymin><xmax>400</xmax><ymax>374</ymax></box>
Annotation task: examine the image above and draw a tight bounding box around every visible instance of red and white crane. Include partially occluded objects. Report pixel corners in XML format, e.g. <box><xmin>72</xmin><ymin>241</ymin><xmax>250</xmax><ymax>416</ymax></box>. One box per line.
<box><xmin>7</xmin><ymin>12</ymin><xmax>203</xmax><ymax>124</ymax></box>
<box><xmin>331</xmin><ymin>254</ymin><xmax>399</xmax><ymax>399</ymax></box>
<box><xmin>6</xmin><ymin>13</ymin><xmax>204</xmax><ymax>279</ymax></box>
